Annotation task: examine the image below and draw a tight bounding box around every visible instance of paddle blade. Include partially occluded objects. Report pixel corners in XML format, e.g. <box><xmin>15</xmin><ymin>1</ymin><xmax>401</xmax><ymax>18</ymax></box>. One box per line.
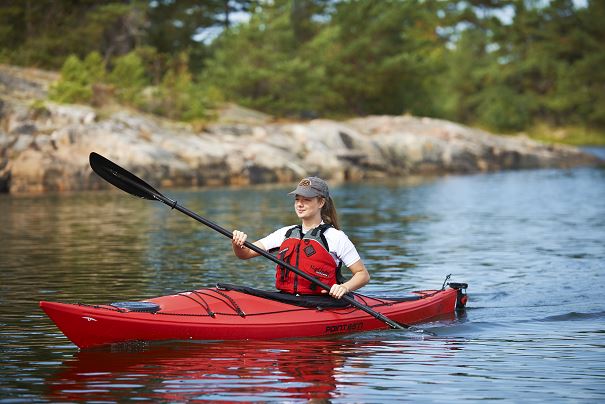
<box><xmin>89</xmin><ymin>152</ymin><xmax>162</xmax><ymax>200</ymax></box>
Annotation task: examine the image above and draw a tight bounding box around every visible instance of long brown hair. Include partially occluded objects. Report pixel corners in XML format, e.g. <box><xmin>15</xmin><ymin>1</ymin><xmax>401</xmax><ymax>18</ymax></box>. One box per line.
<box><xmin>321</xmin><ymin>196</ymin><xmax>340</xmax><ymax>230</ymax></box>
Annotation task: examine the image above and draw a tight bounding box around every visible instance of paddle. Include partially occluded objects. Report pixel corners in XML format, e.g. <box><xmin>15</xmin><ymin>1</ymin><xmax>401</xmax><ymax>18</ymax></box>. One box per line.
<box><xmin>89</xmin><ymin>152</ymin><xmax>412</xmax><ymax>331</ymax></box>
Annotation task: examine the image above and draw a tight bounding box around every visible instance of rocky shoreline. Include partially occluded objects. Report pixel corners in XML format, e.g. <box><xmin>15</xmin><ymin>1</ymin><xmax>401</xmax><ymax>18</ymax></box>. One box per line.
<box><xmin>0</xmin><ymin>65</ymin><xmax>601</xmax><ymax>194</ymax></box>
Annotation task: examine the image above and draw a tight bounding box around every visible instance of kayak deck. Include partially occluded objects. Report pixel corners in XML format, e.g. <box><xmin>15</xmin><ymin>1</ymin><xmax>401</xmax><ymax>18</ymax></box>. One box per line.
<box><xmin>40</xmin><ymin>283</ymin><xmax>468</xmax><ymax>349</ymax></box>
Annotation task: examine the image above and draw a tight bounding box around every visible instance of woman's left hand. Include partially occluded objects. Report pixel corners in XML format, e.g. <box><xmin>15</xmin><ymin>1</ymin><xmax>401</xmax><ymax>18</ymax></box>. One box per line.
<box><xmin>327</xmin><ymin>283</ymin><xmax>350</xmax><ymax>299</ymax></box>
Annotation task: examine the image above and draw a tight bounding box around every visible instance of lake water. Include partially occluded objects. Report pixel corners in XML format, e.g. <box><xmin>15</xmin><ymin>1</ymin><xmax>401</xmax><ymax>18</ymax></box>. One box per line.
<box><xmin>1</xmin><ymin>165</ymin><xmax>604</xmax><ymax>402</ymax></box>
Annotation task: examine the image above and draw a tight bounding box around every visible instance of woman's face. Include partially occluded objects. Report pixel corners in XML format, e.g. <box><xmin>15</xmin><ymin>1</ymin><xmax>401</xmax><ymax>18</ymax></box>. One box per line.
<box><xmin>294</xmin><ymin>195</ymin><xmax>324</xmax><ymax>221</ymax></box>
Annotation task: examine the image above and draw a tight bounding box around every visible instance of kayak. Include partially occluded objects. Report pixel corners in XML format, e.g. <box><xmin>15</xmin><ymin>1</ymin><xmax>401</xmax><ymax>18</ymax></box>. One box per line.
<box><xmin>40</xmin><ymin>282</ymin><xmax>468</xmax><ymax>349</ymax></box>
<box><xmin>67</xmin><ymin>155</ymin><xmax>469</xmax><ymax>348</ymax></box>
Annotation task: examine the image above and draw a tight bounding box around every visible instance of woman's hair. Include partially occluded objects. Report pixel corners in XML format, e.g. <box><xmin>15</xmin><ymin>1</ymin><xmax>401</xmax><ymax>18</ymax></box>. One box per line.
<box><xmin>321</xmin><ymin>196</ymin><xmax>340</xmax><ymax>230</ymax></box>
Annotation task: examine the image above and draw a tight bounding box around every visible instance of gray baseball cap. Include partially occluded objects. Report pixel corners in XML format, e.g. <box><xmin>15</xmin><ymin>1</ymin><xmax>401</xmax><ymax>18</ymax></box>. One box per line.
<box><xmin>288</xmin><ymin>177</ymin><xmax>330</xmax><ymax>198</ymax></box>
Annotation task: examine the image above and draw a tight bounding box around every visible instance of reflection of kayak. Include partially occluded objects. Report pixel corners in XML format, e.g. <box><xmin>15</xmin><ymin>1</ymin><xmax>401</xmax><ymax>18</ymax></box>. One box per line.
<box><xmin>49</xmin><ymin>340</ymin><xmax>348</xmax><ymax>401</ymax></box>
<box><xmin>40</xmin><ymin>282</ymin><xmax>468</xmax><ymax>349</ymax></box>
<box><xmin>48</xmin><ymin>338</ymin><xmax>464</xmax><ymax>402</ymax></box>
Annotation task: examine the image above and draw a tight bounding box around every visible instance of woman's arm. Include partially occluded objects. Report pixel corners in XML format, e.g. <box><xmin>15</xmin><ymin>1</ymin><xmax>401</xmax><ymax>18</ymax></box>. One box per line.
<box><xmin>231</xmin><ymin>230</ymin><xmax>265</xmax><ymax>260</ymax></box>
<box><xmin>328</xmin><ymin>259</ymin><xmax>370</xmax><ymax>299</ymax></box>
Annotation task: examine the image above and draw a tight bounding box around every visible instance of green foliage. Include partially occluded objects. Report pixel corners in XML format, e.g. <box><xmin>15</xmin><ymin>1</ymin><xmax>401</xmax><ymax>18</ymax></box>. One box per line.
<box><xmin>156</xmin><ymin>53</ymin><xmax>208</xmax><ymax>121</ymax></box>
<box><xmin>49</xmin><ymin>55</ymin><xmax>94</xmax><ymax>103</ymax></box>
<box><xmin>108</xmin><ymin>52</ymin><xmax>147</xmax><ymax>105</ymax></box>
<box><xmin>312</xmin><ymin>0</ymin><xmax>447</xmax><ymax>116</ymax></box>
<box><xmin>437</xmin><ymin>0</ymin><xmax>605</xmax><ymax>135</ymax></box>
<box><xmin>0</xmin><ymin>1</ymin><xmax>138</xmax><ymax>67</ymax></box>
<box><xmin>4</xmin><ymin>0</ymin><xmax>605</xmax><ymax>142</ymax></box>
<box><xmin>202</xmin><ymin>3</ymin><xmax>326</xmax><ymax>116</ymax></box>
<box><xmin>83</xmin><ymin>52</ymin><xmax>106</xmax><ymax>83</ymax></box>
<box><xmin>526</xmin><ymin>123</ymin><xmax>605</xmax><ymax>146</ymax></box>
<box><xmin>49</xmin><ymin>49</ymin><xmax>209</xmax><ymax>121</ymax></box>
<box><xmin>475</xmin><ymin>86</ymin><xmax>533</xmax><ymax>132</ymax></box>
<box><xmin>202</xmin><ymin>0</ymin><xmax>448</xmax><ymax>117</ymax></box>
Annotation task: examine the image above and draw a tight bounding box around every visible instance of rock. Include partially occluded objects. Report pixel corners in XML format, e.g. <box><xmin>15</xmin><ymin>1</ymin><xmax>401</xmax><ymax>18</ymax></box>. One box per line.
<box><xmin>0</xmin><ymin>132</ymin><xmax>17</xmax><ymax>154</ymax></box>
<box><xmin>0</xmin><ymin>65</ymin><xmax>601</xmax><ymax>194</ymax></box>
<box><xmin>10</xmin><ymin>122</ymin><xmax>38</xmax><ymax>135</ymax></box>
<box><xmin>47</xmin><ymin>103</ymin><xmax>97</xmax><ymax>126</ymax></box>
<box><xmin>0</xmin><ymin>64</ymin><xmax>58</xmax><ymax>99</ymax></box>
<box><xmin>0</xmin><ymin>104</ymin><xmax>601</xmax><ymax>194</ymax></box>
<box><xmin>205</xmin><ymin>123</ymin><xmax>254</xmax><ymax>138</ymax></box>
<box><xmin>10</xmin><ymin>134</ymin><xmax>35</xmax><ymax>153</ymax></box>
<box><xmin>215</xmin><ymin>103</ymin><xmax>272</xmax><ymax>125</ymax></box>
<box><xmin>238</xmin><ymin>143</ymin><xmax>304</xmax><ymax>183</ymax></box>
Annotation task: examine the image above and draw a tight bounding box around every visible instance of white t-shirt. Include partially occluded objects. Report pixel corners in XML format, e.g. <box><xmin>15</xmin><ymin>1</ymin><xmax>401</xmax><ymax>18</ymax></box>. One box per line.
<box><xmin>258</xmin><ymin>224</ymin><xmax>361</xmax><ymax>268</ymax></box>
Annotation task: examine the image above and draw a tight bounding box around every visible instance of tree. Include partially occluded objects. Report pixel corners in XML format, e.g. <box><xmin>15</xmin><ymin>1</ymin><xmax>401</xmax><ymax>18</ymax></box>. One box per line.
<box><xmin>3</xmin><ymin>0</ymin><xmax>603</xmax><ymax>133</ymax></box>
<box><xmin>157</xmin><ymin>52</ymin><xmax>208</xmax><ymax>121</ymax></box>
<box><xmin>202</xmin><ymin>0</ymin><xmax>326</xmax><ymax>116</ymax></box>
<box><xmin>306</xmin><ymin>0</ymin><xmax>447</xmax><ymax>116</ymax></box>
<box><xmin>0</xmin><ymin>1</ymin><xmax>140</xmax><ymax>68</ymax></box>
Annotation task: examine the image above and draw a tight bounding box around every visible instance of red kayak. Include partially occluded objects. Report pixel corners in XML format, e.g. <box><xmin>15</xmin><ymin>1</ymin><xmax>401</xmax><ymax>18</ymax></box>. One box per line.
<box><xmin>40</xmin><ymin>282</ymin><xmax>468</xmax><ymax>349</ymax></box>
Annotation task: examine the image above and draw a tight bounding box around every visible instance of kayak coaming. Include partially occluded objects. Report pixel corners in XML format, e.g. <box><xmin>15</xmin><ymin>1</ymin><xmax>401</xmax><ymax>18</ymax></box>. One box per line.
<box><xmin>40</xmin><ymin>285</ymin><xmax>465</xmax><ymax>349</ymax></box>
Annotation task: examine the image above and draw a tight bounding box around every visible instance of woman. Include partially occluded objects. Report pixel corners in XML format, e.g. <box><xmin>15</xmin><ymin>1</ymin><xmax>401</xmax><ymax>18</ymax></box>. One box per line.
<box><xmin>232</xmin><ymin>177</ymin><xmax>370</xmax><ymax>299</ymax></box>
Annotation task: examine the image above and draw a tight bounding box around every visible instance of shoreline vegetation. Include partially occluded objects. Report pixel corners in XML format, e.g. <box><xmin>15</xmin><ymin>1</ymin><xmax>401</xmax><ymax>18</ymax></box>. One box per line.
<box><xmin>1</xmin><ymin>1</ymin><xmax>604</xmax><ymax>137</ymax></box>
<box><xmin>1</xmin><ymin>2</ymin><xmax>604</xmax><ymax>197</ymax></box>
<box><xmin>515</xmin><ymin>125</ymin><xmax>605</xmax><ymax>148</ymax></box>
<box><xmin>0</xmin><ymin>64</ymin><xmax>602</xmax><ymax>195</ymax></box>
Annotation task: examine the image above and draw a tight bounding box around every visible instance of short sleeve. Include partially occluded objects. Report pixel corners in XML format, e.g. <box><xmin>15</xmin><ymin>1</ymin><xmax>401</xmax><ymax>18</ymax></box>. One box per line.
<box><xmin>325</xmin><ymin>228</ymin><xmax>361</xmax><ymax>267</ymax></box>
<box><xmin>257</xmin><ymin>226</ymin><xmax>295</xmax><ymax>251</ymax></box>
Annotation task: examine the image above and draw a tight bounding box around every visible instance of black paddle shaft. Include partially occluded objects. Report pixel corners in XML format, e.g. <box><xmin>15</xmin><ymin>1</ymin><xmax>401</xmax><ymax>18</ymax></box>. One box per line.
<box><xmin>89</xmin><ymin>152</ymin><xmax>407</xmax><ymax>330</ymax></box>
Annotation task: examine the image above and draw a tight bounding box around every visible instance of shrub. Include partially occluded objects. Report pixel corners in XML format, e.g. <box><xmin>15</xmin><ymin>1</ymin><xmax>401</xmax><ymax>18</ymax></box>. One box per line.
<box><xmin>108</xmin><ymin>52</ymin><xmax>147</xmax><ymax>105</ymax></box>
<box><xmin>49</xmin><ymin>55</ymin><xmax>93</xmax><ymax>103</ymax></box>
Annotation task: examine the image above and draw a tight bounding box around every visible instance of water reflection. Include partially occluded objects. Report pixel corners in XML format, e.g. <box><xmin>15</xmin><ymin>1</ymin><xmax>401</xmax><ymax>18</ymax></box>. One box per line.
<box><xmin>48</xmin><ymin>337</ymin><xmax>465</xmax><ymax>402</ymax></box>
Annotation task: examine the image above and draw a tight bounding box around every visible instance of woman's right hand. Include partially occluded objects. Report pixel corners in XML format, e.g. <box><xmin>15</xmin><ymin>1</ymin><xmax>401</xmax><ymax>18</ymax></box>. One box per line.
<box><xmin>232</xmin><ymin>230</ymin><xmax>264</xmax><ymax>260</ymax></box>
<box><xmin>232</xmin><ymin>230</ymin><xmax>248</xmax><ymax>249</ymax></box>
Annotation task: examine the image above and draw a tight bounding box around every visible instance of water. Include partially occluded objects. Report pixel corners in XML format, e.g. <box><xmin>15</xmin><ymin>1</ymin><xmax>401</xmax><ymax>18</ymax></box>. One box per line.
<box><xmin>1</xmin><ymin>166</ymin><xmax>604</xmax><ymax>402</ymax></box>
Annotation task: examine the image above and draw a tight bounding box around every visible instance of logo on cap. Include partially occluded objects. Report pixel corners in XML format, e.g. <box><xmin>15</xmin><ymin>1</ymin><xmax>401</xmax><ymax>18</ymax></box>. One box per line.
<box><xmin>289</xmin><ymin>176</ymin><xmax>329</xmax><ymax>198</ymax></box>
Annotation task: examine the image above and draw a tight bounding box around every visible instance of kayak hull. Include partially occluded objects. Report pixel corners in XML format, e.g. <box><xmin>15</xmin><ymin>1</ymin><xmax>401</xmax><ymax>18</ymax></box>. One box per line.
<box><xmin>40</xmin><ymin>285</ymin><xmax>467</xmax><ymax>349</ymax></box>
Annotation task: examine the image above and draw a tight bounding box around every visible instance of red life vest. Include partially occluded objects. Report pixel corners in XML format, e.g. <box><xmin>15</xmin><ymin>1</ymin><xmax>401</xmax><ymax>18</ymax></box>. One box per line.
<box><xmin>275</xmin><ymin>224</ymin><xmax>342</xmax><ymax>295</ymax></box>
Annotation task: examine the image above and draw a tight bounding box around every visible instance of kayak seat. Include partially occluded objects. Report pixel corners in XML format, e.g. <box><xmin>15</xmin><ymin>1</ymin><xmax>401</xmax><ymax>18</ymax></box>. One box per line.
<box><xmin>216</xmin><ymin>283</ymin><xmax>352</xmax><ymax>309</ymax></box>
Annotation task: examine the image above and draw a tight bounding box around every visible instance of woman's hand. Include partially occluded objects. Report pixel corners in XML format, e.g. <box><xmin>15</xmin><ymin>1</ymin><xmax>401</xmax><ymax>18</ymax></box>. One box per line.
<box><xmin>322</xmin><ymin>260</ymin><xmax>370</xmax><ymax>299</ymax></box>
<box><xmin>232</xmin><ymin>230</ymin><xmax>248</xmax><ymax>248</ymax></box>
<box><xmin>231</xmin><ymin>230</ymin><xmax>263</xmax><ymax>260</ymax></box>
<box><xmin>327</xmin><ymin>283</ymin><xmax>350</xmax><ymax>299</ymax></box>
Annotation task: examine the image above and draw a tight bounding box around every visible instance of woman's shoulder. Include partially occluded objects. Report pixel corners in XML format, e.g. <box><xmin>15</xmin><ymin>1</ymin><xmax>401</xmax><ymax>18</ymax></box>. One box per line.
<box><xmin>323</xmin><ymin>226</ymin><xmax>352</xmax><ymax>241</ymax></box>
<box><xmin>270</xmin><ymin>224</ymin><xmax>299</xmax><ymax>237</ymax></box>
<box><xmin>323</xmin><ymin>226</ymin><xmax>360</xmax><ymax>263</ymax></box>
<box><xmin>323</xmin><ymin>224</ymin><xmax>346</xmax><ymax>234</ymax></box>
<box><xmin>258</xmin><ymin>224</ymin><xmax>299</xmax><ymax>250</ymax></box>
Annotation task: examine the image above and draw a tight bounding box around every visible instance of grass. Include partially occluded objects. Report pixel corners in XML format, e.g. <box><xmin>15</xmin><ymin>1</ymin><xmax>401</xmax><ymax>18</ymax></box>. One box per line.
<box><xmin>523</xmin><ymin>124</ymin><xmax>605</xmax><ymax>146</ymax></box>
